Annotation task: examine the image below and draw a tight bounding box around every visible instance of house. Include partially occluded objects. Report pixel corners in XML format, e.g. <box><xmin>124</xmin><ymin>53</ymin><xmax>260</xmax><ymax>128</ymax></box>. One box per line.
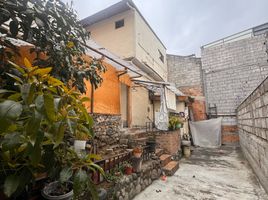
<box><xmin>81</xmin><ymin>0</ymin><xmax>183</xmax><ymax>129</ymax></box>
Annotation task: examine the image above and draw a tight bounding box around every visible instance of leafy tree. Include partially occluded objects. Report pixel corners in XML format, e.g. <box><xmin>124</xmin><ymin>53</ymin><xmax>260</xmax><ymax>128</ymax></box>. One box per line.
<box><xmin>0</xmin><ymin>0</ymin><xmax>106</xmax><ymax>93</ymax></box>
<box><xmin>0</xmin><ymin>59</ymin><xmax>103</xmax><ymax>199</ymax></box>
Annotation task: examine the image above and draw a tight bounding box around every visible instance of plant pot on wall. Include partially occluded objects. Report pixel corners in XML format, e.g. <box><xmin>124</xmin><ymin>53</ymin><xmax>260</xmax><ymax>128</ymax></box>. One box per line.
<box><xmin>125</xmin><ymin>167</ymin><xmax>133</xmax><ymax>175</ymax></box>
<box><xmin>74</xmin><ymin>140</ymin><xmax>87</xmax><ymax>152</ymax></box>
<box><xmin>133</xmin><ymin>147</ymin><xmax>143</xmax><ymax>158</ymax></box>
<box><xmin>42</xmin><ymin>181</ymin><xmax>73</xmax><ymax>200</ymax></box>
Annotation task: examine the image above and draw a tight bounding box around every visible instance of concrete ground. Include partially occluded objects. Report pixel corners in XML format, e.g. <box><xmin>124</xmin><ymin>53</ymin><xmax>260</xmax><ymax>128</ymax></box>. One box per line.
<box><xmin>134</xmin><ymin>146</ymin><xmax>268</xmax><ymax>200</ymax></box>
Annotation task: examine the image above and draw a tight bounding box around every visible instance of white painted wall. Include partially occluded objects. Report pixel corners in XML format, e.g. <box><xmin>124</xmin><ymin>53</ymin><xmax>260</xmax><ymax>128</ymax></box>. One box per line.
<box><xmin>134</xmin><ymin>11</ymin><xmax>167</xmax><ymax>81</ymax></box>
<box><xmin>86</xmin><ymin>10</ymin><xmax>136</xmax><ymax>59</ymax></box>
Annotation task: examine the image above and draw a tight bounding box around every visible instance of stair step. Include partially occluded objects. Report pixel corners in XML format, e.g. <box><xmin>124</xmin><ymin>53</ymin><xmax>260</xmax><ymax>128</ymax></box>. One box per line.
<box><xmin>155</xmin><ymin>148</ymin><xmax>164</xmax><ymax>156</ymax></box>
<box><xmin>133</xmin><ymin>137</ymin><xmax>148</xmax><ymax>145</ymax></box>
<box><xmin>160</xmin><ymin>154</ymin><xmax>172</xmax><ymax>167</ymax></box>
<box><xmin>163</xmin><ymin>161</ymin><xmax>179</xmax><ymax>176</ymax></box>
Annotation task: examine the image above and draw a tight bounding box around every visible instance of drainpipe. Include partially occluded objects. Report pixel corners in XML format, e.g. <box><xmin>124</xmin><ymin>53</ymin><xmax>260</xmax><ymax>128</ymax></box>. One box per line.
<box><xmin>90</xmin><ymin>83</ymin><xmax>94</xmax><ymax>113</ymax></box>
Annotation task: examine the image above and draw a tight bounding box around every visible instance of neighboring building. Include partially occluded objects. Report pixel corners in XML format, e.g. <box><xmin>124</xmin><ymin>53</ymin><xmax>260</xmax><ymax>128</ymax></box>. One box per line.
<box><xmin>167</xmin><ymin>54</ymin><xmax>206</xmax><ymax>121</ymax></box>
<box><xmin>201</xmin><ymin>22</ymin><xmax>268</xmax><ymax>144</ymax></box>
<box><xmin>81</xmin><ymin>0</ymin><xmax>172</xmax><ymax>128</ymax></box>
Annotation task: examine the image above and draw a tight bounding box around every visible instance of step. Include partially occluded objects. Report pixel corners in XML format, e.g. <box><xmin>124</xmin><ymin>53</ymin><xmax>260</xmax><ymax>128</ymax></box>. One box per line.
<box><xmin>163</xmin><ymin>161</ymin><xmax>180</xmax><ymax>176</ymax></box>
<box><xmin>133</xmin><ymin>137</ymin><xmax>148</xmax><ymax>145</ymax></box>
<box><xmin>155</xmin><ymin>148</ymin><xmax>164</xmax><ymax>156</ymax></box>
<box><xmin>160</xmin><ymin>154</ymin><xmax>172</xmax><ymax>167</ymax></box>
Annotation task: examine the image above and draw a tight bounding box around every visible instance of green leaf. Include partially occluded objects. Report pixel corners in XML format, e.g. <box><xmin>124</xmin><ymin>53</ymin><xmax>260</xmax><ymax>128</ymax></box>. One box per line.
<box><xmin>33</xmin><ymin>67</ymin><xmax>52</xmax><ymax>76</ymax></box>
<box><xmin>8</xmin><ymin>93</ymin><xmax>21</xmax><ymax>101</ymax></box>
<box><xmin>4</xmin><ymin>175</ymin><xmax>20</xmax><ymax>197</ymax></box>
<box><xmin>86</xmin><ymin>154</ymin><xmax>101</xmax><ymax>161</ymax></box>
<box><xmin>73</xmin><ymin>169</ymin><xmax>87</xmax><ymax>196</ymax></box>
<box><xmin>48</xmin><ymin>76</ymin><xmax>64</xmax><ymax>86</ymax></box>
<box><xmin>54</xmin><ymin>122</ymin><xmax>66</xmax><ymax>148</ymax></box>
<box><xmin>80</xmin><ymin>96</ymin><xmax>90</xmax><ymax>102</ymax></box>
<box><xmin>6</xmin><ymin>73</ymin><xmax>23</xmax><ymax>83</ymax></box>
<box><xmin>29</xmin><ymin>143</ymin><xmax>41</xmax><ymax>167</ymax></box>
<box><xmin>21</xmin><ymin>83</ymin><xmax>35</xmax><ymax>105</ymax></box>
<box><xmin>59</xmin><ymin>167</ymin><xmax>72</xmax><ymax>183</ymax></box>
<box><xmin>8</xmin><ymin>60</ymin><xmax>25</xmax><ymax>74</ymax></box>
<box><xmin>0</xmin><ymin>100</ymin><xmax>22</xmax><ymax>120</ymax></box>
<box><xmin>44</xmin><ymin>93</ymin><xmax>56</xmax><ymax>121</ymax></box>
<box><xmin>1</xmin><ymin>132</ymin><xmax>22</xmax><ymax>151</ymax></box>
<box><xmin>0</xmin><ymin>89</ymin><xmax>15</xmax><ymax>94</ymax></box>
<box><xmin>35</xmin><ymin>95</ymin><xmax>44</xmax><ymax>111</ymax></box>
<box><xmin>26</xmin><ymin>111</ymin><xmax>42</xmax><ymax>145</ymax></box>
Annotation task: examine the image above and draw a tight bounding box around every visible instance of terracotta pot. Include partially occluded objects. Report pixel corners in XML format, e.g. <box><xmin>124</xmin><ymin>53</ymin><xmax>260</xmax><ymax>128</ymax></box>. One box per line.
<box><xmin>133</xmin><ymin>152</ymin><xmax>142</xmax><ymax>158</ymax></box>
<box><xmin>125</xmin><ymin>167</ymin><xmax>133</xmax><ymax>175</ymax></box>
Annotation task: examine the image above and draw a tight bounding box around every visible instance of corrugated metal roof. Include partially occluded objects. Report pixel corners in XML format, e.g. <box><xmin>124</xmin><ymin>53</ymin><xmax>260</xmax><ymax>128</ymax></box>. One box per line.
<box><xmin>85</xmin><ymin>39</ymin><xmax>146</xmax><ymax>78</ymax></box>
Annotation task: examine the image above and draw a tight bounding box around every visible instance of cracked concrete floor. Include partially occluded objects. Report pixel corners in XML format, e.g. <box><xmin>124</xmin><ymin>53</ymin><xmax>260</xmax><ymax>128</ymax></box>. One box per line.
<box><xmin>134</xmin><ymin>146</ymin><xmax>268</xmax><ymax>200</ymax></box>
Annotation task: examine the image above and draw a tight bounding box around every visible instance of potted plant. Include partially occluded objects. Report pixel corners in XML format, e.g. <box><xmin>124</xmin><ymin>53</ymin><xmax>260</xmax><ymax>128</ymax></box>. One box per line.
<box><xmin>42</xmin><ymin>168</ymin><xmax>73</xmax><ymax>200</ymax></box>
<box><xmin>122</xmin><ymin>161</ymin><xmax>133</xmax><ymax>175</ymax></box>
<box><xmin>133</xmin><ymin>147</ymin><xmax>143</xmax><ymax>158</ymax></box>
<box><xmin>74</xmin><ymin>131</ymin><xmax>90</xmax><ymax>152</ymax></box>
<box><xmin>169</xmin><ymin>116</ymin><xmax>182</xmax><ymax>131</ymax></box>
<box><xmin>0</xmin><ymin>60</ymin><xmax>103</xmax><ymax>199</ymax></box>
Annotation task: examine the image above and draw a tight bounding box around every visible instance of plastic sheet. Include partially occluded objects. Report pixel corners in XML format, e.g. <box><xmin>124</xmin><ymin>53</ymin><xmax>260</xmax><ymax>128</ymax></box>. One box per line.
<box><xmin>190</xmin><ymin>118</ymin><xmax>222</xmax><ymax>148</ymax></box>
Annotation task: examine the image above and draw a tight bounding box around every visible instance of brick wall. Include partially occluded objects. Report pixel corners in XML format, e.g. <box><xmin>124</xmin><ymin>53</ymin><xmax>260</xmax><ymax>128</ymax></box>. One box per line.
<box><xmin>155</xmin><ymin>130</ymin><xmax>181</xmax><ymax>156</ymax></box>
<box><xmin>167</xmin><ymin>54</ymin><xmax>206</xmax><ymax>121</ymax></box>
<box><xmin>202</xmin><ymin>33</ymin><xmax>268</xmax><ymax>144</ymax></box>
<box><xmin>237</xmin><ymin>77</ymin><xmax>268</xmax><ymax>193</ymax></box>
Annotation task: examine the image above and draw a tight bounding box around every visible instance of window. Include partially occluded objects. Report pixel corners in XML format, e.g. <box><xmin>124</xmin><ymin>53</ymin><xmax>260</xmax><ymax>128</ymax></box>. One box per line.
<box><xmin>115</xmin><ymin>19</ymin><xmax>124</xmax><ymax>29</ymax></box>
<box><xmin>158</xmin><ymin>50</ymin><xmax>164</xmax><ymax>63</ymax></box>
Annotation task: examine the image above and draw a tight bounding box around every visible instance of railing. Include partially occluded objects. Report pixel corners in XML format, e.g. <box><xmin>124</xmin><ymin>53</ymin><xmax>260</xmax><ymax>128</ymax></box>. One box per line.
<box><xmin>142</xmin><ymin>145</ymin><xmax>151</xmax><ymax>161</ymax></box>
<box><xmin>92</xmin><ymin>151</ymin><xmax>132</xmax><ymax>184</ymax></box>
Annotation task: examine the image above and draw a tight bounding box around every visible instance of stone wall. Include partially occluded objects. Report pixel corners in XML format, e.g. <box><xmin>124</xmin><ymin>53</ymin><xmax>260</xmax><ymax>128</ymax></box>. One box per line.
<box><xmin>107</xmin><ymin>160</ymin><xmax>161</xmax><ymax>200</ymax></box>
<box><xmin>202</xmin><ymin>33</ymin><xmax>268</xmax><ymax>144</ymax></box>
<box><xmin>237</xmin><ymin>77</ymin><xmax>268</xmax><ymax>193</ymax></box>
<box><xmin>167</xmin><ymin>54</ymin><xmax>206</xmax><ymax>121</ymax></box>
<box><xmin>93</xmin><ymin>113</ymin><xmax>121</xmax><ymax>148</ymax></box>
<box><xmin>155</xmin><ymin>130</ymin><xmax>181</xmax><ymax>156</ymax></box>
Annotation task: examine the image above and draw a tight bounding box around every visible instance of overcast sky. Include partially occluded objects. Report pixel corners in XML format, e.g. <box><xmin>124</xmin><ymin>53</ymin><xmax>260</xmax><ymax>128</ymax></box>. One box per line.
<box><xmin>63</xmin><ymin>0</ymin><xmax>268</xmax><ymax>56</ymax></box>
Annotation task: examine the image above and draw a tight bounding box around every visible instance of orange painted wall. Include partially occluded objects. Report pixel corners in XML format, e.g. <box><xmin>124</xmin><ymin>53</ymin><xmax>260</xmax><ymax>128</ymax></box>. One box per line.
<box><xmin>11</xmin><ymin>46</ymin><xmax>131</xmax><ymax>115</ymax></box>
<box><xmin>83</xmin><ymin>62</ymin><xmax>132</xmax><ymax>115</ymax></box>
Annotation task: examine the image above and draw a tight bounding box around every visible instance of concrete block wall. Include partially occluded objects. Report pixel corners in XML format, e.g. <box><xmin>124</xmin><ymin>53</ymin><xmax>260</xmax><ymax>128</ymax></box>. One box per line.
<box><xmin>167</xmin><ymin>54</ymin><xmax>206</xmax><ymax>121</ymax></box>
<box><xmin>167</xmin><ymin>54</ymin><xmax>202</xmax><ymax>88</ymax></box>
<box><xmin>237</xmin><ymin>77</ymin><xmax>268</xmax><ymax>193</ymax></box>
<box><xmin>201</xmin><ymin>34</ymin><xmax>268</xmax><ymax>144</ymax></box>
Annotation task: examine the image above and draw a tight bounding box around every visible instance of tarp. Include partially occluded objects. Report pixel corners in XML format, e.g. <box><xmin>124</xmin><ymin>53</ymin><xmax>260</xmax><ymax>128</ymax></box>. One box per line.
<box><xmin>190</xmin><ymin>118</ymin><xmax>222</xmax><ymax>148</ymax></box>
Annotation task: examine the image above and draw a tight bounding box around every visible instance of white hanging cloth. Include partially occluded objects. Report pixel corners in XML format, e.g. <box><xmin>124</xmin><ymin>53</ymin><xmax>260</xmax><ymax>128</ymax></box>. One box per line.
<box><xmin>146</xmin><ymin>84</ymin><xmax>169</xmax><ymax>130</ymax></box>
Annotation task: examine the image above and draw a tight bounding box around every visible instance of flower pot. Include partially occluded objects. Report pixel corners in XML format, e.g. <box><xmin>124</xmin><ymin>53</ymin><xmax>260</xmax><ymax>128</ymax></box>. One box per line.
<box><xmin>74</xmin><ymin>140</ymin><xmax>87</xmax><ymax>152</ymax></box>
<box><xmin>133</xmin><ymin>152</ymin><xmax>142</xmax><ymax>158</ymax></box>
<box><xmin>176</xmin><ymin>123</ymin><xmax>182</xmax><ymax>129</ymax></box>
<box><xmin>125</xmin><ymin>167</ymin><xmax>133</xmax><ymax>175</ymax></box>
<box><xmin>183</xmin><ymin>146</ymin><xmax>191</xmax><ymax>158</ymax></box>
<box><xmin>42</xmin><ymin>181</ymin><xmax>73</xmax><ymax>200</ymax></box>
